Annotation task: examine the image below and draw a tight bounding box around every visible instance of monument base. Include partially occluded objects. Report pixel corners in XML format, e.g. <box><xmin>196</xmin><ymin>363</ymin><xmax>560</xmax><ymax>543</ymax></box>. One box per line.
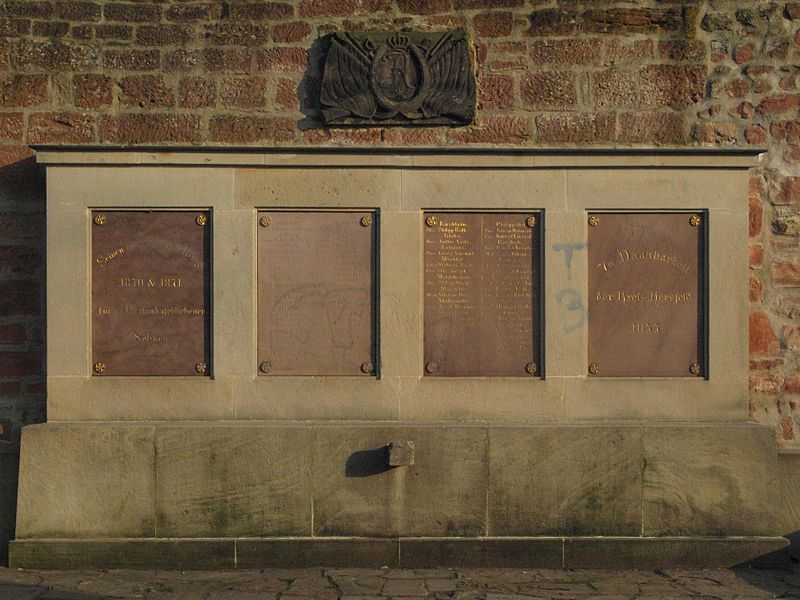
<box><xmin>9</xmin><ymin>536</ymin><xmax>790</xmax><ymax>570</ymax></box>
<box><xmin>11</xmin><ymin>421</ymin><xmax>791</xmax><ymax>569</ymax></box>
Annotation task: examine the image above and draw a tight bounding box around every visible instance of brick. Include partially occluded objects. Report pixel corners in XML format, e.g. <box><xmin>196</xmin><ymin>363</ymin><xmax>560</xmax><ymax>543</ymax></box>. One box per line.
<box><xmin>473</xmin><ymin>12</ymin><xmax>513</xmax><ymax>38</ymax></box>
<box><xmin>726</xmin><ymin>79</ymin><xmax>750</xmax><ymax>99</ymax></box>
<box><xmin>521</xmin><ymin>71</ymin><xmax>576</xmax><ymax>107</ymax></box>
<box><xmin>0</xmin><ymin>324</ymin><xmax>26</xmax><ymax>345</ymax></box>
<box><xmin>103</xmin><ymin>49</ymin><xmax>159</xmax><ymax>71</ymax></box>
<box><xmin>691</xmin><ymin>122</ymin><xmax>739</xmax><ymax>144</ymax></box>
<box><xmin>11</xmin><ymin>40</ymin><xmax>97</xmax><ymax>71</ymax></box>
<box><xmin>787</xmin><ymin>3</ymin><xmax>800</xmax><ymax>19</ymax></box>
<box><xmin>228</xmin><ymin>2</ymin><xmax>294</xmax><ymax>20</ymax></box>
<box><xmin>530</xmin><ymin>39</ymin><xmax>601</xmax><ymax>65</ymax></box>
<box><xmin>750</xmin><ymin>276</ymin><xmax>764</xmax><ymax>302</ymax></box>
<box><xmin>32</xmin><ymin>21</ymin><xmax>69</xmax><ymax>37</ymax></box>
<box><xmin>757</xmin><ymin>94</ymin><xmax>800</xmax><ymax>114</ymax></box>
<box><xmin>0</xmin><ymin>211</ymin><xmax>44</xmax><ymax>240</ymax></box>
<box><xmin>618</xmin><ymin>112</ymin><xmax>685</xmax><ymax>145</ymax></box>
<box><xmin>0</xmin><ymin>112</ymin><xmax>23</xmax><ymax>141</ymax></box>
<box><xmin>640</xmin><ymin>64</ymin><xmax>705</xmax><ymax>109</ymax></box>
<box><xmin>166</xmin><ymin>2</ymin><xmax>224</xmax><ymax>22</ymax></box>
<box><xmin>164</xmin><ymin>49</ymin><xmax>201</xmax><ymax>72</ymax></box>
<box><xmin>0</xmin><ymin>18</ymin><xmax>30</xmax><ymax>37</ymax></box>
<box><xmin>771</xmin><ymin>120</ymin><xmax>800</xmax><ymax>145</ymax></box>
<box><xmin>584</xmin><ymin>8</ymin><xmax>683</xmax><ymax>34</ymax></box>
<box><xmin>0</xmin><ymin>74</ymin><xmax>48</xmax><ymax>107</ymax></box>
<box><xmin>750</xmin><ymin>312</ymin><xmax>780</xmax><ymax>356</ymax></box>
<box><xmin>787</xmin><ymin>376</ymin><xmax>800</xmax><ymax>395</ymax></box>
<box><xmin>478</xmin><ymin>73</ymin><xmax>513</xmax><ymax>110</ymax></box>
<box><xmin>750</xmin><ymin>374</ymin><xmax>783</xmax><ymax>394</ymax></box>
<box><xmin>454</xmin><ymin>0</ymin><xmax>520</xmax><ymax>7</ymax></box>
<box><xmin>6</xmin><ymin>1</ymin><xmax>51</xmax><ymax>19</ymax></box>
<box><xmin>383</xmin><ymin>127</ymin><xmax>446</xmax><ymax>145</ymax></box>
<box><xmin>119</xmin><ymin>75</ymin><xmax>174</xmax><ymax>109</ymax></box>
<box><xmin>773</xmin><ymin>261</ymin><xmax>800</xmax><ymax>286</ymax></box>
<box><xmin>220</xmin><ymin>77</ymin><xmax>268</xmax><ymax>109</ymax></box>
<box><xmin>0</xmin><ymin>352</ymin><xmax>42</xmax><ymax>377</ymax></box>
<box><xmin>136</xmin><ymin>24</ymin><xmax>193</xmax><ymax>46</ymax></box>
<box><xmin>536</xmin><ymin>113</ymin><xmax>615</xmax><ymax>143</ymax></box>
<box><xmin>0</xmin><ymin>285</ymin><xmax>39</xmax><ymax>316</ymax></box>
<box><xmin>203</xmin><ymin>23</ymin><xmax>270</xmax><ymax>46</ymax></box>
<box><xmin>0</xmin><ymin>382</ymin><xmax>21</xmax><ymax>397</ymax></box>
<box><xmin>55</xmin><ymin>1</ymin><xmax>101</xmax><ymax>21</ymax></box>
<box><xmin>69</xmin><ymin>24</ymin><xmax>93</xmax><ymax>40</ymax></box>
<box><xmin>594</xmin><ymin>69</ymin><xmax>637</xmax><ymax>109</ymax></box>
<box><xmin>0</xmin><ymin>244</ymin><xmax>40</xmax><ymax>273</ymax></box>
<box><xmin>750</xmin><ymin>244</ymin><xmax>764</xmax><ymax>269</ymax></box>
<box><xmin>0</xmin><ymin>40</ymin><xmax>9</xmax><ymax>69</ymax></box>
<box><xmin>658</xmin><ymin>40</ymin><xmax>705</xmax><ymax>61</ymax></box>
<box><xmin>202</xmin><ymin>48</ymin><xmax>252</xmax><ymax>73</ymax></box>
<box><xmin>604</xmin><ymin>39</ymin><xmax>653</xmax><ymax>61</ymax></box>
<box><xmin>99</xmin><ymin>114</ymin><xmax>202</xmax><ymax>144</ymax></box>
<box><xmin>750</xmin><ymin>179</ymin><xmax>764</xmax><ymax>237</ymax></box>
<box><xmin>209</xmin><ymin>115</ymin><xmax>295</xmax><ymax>143</ymax></box>
<box><xmin>734</xmin><ymin>43</ymin><xmax>755</xmax><ymax>65</ymax></box>
<box><xmin>526</xmin><ymin>9</ymin><xmax>577</xmax><ymax>36</ymax></box>
<box><xmin>257</xmin><ymin>47</ymin><xmax>308</xmax><ymax>72</ymax></box>
<box><xmin>701</xmin><ymin>12</ymin><xmax>732</xmax><ymax>32</ymax></box>
<box><xmin>300</xmin><ymin>0</ymin><xmax>390</xmax><ymax>17</ymax></box>
<box><xmin>274</xmin><ymin>78</ymin><xmax>298</xmax><ymax>110</ymax></box>
<box><xmin>272</xmin><ymin>22</ymin><xmax>312</xmax><ymax>43</ymax></box>
<box><xmin>94</xmin><ymin>24</ymin><xmax>132</xmax><ymax>40</ymax></box>
<box><xmin>179</xmin><ymin>77</ymin><xmax>215</xmax><ymax>109</ymax></box>
<box><xmin>103</xmin><ymin>2</ymin><xmax>162</xmax><ymax>22</ymax></box>
<box><xmin>396</xmin><ymin>0</ymin><xmax>450</xmax><ymax>15</ymax></box>
<box><xmin>302</xmin><ymin>127</ymin><xmax>382</xmax><ymax>144</ymax></box>
<box><xmin>27</xmin><ymin>112</ymin><xmax>95</xmax><ymax>144</ymax></box>
<box><xmin>448</xmin><ymin>114</ymin><xmax>531</xmax><ymax>144</ymax></box>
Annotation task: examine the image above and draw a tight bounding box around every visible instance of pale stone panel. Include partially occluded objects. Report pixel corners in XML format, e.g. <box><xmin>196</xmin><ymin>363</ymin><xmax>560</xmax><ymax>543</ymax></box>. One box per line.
<box><xmin>234</xmin><ymin>168</ymin><xmax>401</xmax><ymax>210</ymax></box>
<box><xmin>312</xmin><ymin>425</ymin><xmax>487</xmax><ymax>537</ymax></box>
<box><xmin>642</xmin><ymin>423</ymin><xmax>781</xmax><ymax>536</ymax></box>
<box><xmin>15</xmin><ymin>424</ymin><xmax>156</xmax><ymax>538</ymax></box>
<box><xmin>778</xmin><ymin>454</ymin><xmax>800</xmax><ymax>535</ymax></box>
<box><xmin>488</xmin><ymin>425</ymin><xmax>643</xmax><ymax>536</ymax></box>
<box><xmin>155</xmin><ymin>425</ymin><xmax>313</xmax><ymax>537</ymax></box>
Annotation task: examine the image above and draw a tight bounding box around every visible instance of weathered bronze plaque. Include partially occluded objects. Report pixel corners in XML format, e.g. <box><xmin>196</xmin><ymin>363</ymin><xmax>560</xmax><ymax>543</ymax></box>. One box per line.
<box><xmin>424</xmin><ymin>212</ymin><xmax>541</xmax><ymax>377</ymax></box>
<box><xmin>257</xmin><ymin>211</ymin><xmax>376</xmax><ymax>376</ymax></box>
<box><xmin>588</xmin><ymin>212</ymin><xmax>705</xmax><ymax>377</ymax></box>
<box><xmin>92</xmin><ymin>210</ymin><xmax>211</xmax><ymax>376</ymax></box>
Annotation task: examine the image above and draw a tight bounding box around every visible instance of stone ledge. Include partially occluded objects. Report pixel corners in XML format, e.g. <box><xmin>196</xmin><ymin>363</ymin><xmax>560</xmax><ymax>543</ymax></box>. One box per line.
<box><xmin>9</xmin><ymin>537</ymin><xmax>789</xmax><ymax>570</ymax></box>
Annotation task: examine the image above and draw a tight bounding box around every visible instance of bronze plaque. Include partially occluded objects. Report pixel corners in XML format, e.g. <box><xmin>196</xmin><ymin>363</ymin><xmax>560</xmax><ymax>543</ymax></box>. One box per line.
<box><xmin>92</xmin><ymin>210</ymin><xmax>211</xmax><ymax>376</ymax></box>
<box><xmin>587</xmin><ymin>212</ymin><xmax>705</xmax><ymax>377</ymax></box>
<box><xmin>257</xmin><ymin>211</ymin><xmax>376</xmax><ymax>376</ymax></box>
<box><xmin>424</xmin><ymin>212</ymin><xmax>541</xmax><ymax>377</ymax></box>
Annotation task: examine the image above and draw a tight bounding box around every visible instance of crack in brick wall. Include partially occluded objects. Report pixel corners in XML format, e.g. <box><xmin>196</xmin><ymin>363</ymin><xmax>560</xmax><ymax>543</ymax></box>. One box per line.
<box><xmin>0</xmin><ymin>0</ymin><xmax>798</xmax><ymax>449</ymax></box>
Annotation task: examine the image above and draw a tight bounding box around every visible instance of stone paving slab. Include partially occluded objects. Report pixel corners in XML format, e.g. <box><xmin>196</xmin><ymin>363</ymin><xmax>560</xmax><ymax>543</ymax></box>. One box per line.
<box><xmin>1</xmin><ymin>566</ymin><xmax>799</xmax><ymax>599</ymax></box>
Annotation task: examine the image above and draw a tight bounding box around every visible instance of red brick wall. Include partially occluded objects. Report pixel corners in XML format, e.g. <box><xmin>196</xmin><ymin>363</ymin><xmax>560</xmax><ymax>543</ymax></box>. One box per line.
<box><xmin>0</xmin><ymin>0</ymin><xmax>798</xmax><ymax>447</ymax></box>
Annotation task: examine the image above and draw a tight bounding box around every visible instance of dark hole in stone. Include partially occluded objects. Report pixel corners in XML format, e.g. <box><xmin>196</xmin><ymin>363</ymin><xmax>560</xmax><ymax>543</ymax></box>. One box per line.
<box><xmin>345</xmin><ymin>446</ymin><xmax>390</xmax><ymax>477</ymax></box>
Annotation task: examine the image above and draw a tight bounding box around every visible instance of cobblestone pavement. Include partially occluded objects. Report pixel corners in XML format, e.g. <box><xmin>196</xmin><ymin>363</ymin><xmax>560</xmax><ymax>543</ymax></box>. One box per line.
<box><xmin>2</xmin><ymin>567</ymin><xmax>800</xmax><ymax>599</ymax></box>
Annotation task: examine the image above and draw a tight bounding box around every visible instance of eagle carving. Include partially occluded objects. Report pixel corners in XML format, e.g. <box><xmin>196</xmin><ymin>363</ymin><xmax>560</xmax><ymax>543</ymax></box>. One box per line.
<box><xmin>320</xmin><ymin>30</ymin><xmax>476</xmax><ymax>126</ymax></box>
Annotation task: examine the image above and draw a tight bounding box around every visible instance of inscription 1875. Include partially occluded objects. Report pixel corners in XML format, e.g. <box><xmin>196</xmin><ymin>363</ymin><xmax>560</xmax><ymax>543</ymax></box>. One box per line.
<box><xmin>91</xmin><ymin>211</ymin><xmax>211</xmax><ymax>376</ymax></box>
<box><xmin>424</xmin><ymin>212</ymin><xmax>541</xmax><ymax>377</ymax></box>
<box><xmin>587</xmin><ymin>212</ymin><xmax>705</xmax><ymax>378</ymax></box>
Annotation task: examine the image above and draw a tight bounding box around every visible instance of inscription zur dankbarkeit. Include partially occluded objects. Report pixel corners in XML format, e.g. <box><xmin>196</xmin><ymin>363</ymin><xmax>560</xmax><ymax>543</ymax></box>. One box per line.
<box><xmin>91</xmin><ymin>211</ymin><xmax>211</xmax><ymax>376</ymax></box>
<box><xmin>424</xmin><ymin>212</ymin><xmax>540</xmax><ymax>377</ymax></box>
<box><xmin>257</xmin><ymin>211</ymin><xmax>376</xmax><ymax>376</ymax></box>
<box><xmin>588</xmin><ymin>212</ymin><xmax>704</xmax><ymax>378</ymax></box>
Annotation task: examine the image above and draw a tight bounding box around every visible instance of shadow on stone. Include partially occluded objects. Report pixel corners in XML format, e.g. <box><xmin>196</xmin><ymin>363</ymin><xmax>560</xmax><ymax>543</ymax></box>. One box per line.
<box><xmin>297</xmin><ymin>35</ymin><xmax>332</xmax><ymax>131</ymax></box>
<box><xmin>0</xmin><ymin>453</ymin><xmax>18</xmax><ymax>566</ymax></box>
<box><xmin>345</xmin><ymin>446</ymin><xmax>390</xmax><ymax>477</ymax></box>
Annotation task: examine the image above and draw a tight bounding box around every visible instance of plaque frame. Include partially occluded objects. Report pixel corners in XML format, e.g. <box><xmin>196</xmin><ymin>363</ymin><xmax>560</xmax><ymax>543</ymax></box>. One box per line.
<box><xmin>586</xmin><ymin>209</ymin><xmax>709</xmax><ymax>379</ymax></box>
<box><xmin>422</xmin><ymin>209</ymin><xmax>545</xmax><ymax>378</ymax></box>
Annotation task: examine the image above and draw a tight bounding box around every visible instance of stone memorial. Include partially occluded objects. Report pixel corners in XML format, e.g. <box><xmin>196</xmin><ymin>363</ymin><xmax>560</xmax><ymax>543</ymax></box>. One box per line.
<box><xmin>587</xmin><ymin>212</ymin><xmax>705</xmax><ymax>378</ymax></box>
<box><xmin>423</xmin><ymin>212</ymin><xmax>540</xmax><ymax>377</ymax></box>
<box><xmin>91</xmin><ymin>210</ymin><xmax>211</xmax><ymax>377</ymax></box>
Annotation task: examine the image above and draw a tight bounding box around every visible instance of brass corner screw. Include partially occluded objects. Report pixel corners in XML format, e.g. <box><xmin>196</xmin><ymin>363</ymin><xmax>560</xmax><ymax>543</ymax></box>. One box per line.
<box><xmin>360</xmin><ymin>361</ymin><xmax>373</xmax><ymax>374</ymax></box>
<box><xmin>195</xmin><ymin>362</ymin><xmax>207</xmax><ymax>374</ymax></box>
<box><xmin>690</xmin><ymin>362</ymin><xmax>701</xmax><ymax>375</ymax></box>
<box><xmin>525</xmin><ymin>362</ymin><xmax>537</xmax><ymax>375</ymax></box>
<box><xmin>588</xmin><ymin>215</ymin><xmax>599</xmax><ymax>227</ymax></box>
<box><xmin>259</xmin><ymin>361</ymin><xmax>271</xmax><ymax>374</ymax></box>
<box><xmin>588</xmin><ymin>363</ymin><xmax>599</xmax><ymax>375</ymax></box>
<box><xmin>196</xmin><ymin>214</ymin><xmax>207</xmax><ymax>226</ymax></box>
<box><xmin>525</xmin><ymin>216</ymin><xmax>537</xmax><ymax>228</ymax></box>
<box><xmin>93</xmin><ymin>362</ymin><xmax>106</xmax><ymax>374</ymax></box>
<box><xmin>425</xmin><ymin>361</ymin><xmax>439</xmax><ymax>374</ymax></box>
<box><xmin>259</xmin><ymin>216</ymin><xmax>271</xmax><ymax>227</ymax></box>
<box><xmin>360</xmin><ymin>215</ymin><xmax>372</xmax><ymax>227</ymax></box>
<box><xmin>425</xmin><ymin>215</ymin><xmax>437</xmax><ymax>227</ymax></box>
<box><xmin>690</xmin><ymin>214</ymin><xmax>701</xmax><ymax>227</ymax></box>
<box><xmin>93</xmin><ymin>214</ymin><xmax>106</xmax><ymax>226</ymax></box>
